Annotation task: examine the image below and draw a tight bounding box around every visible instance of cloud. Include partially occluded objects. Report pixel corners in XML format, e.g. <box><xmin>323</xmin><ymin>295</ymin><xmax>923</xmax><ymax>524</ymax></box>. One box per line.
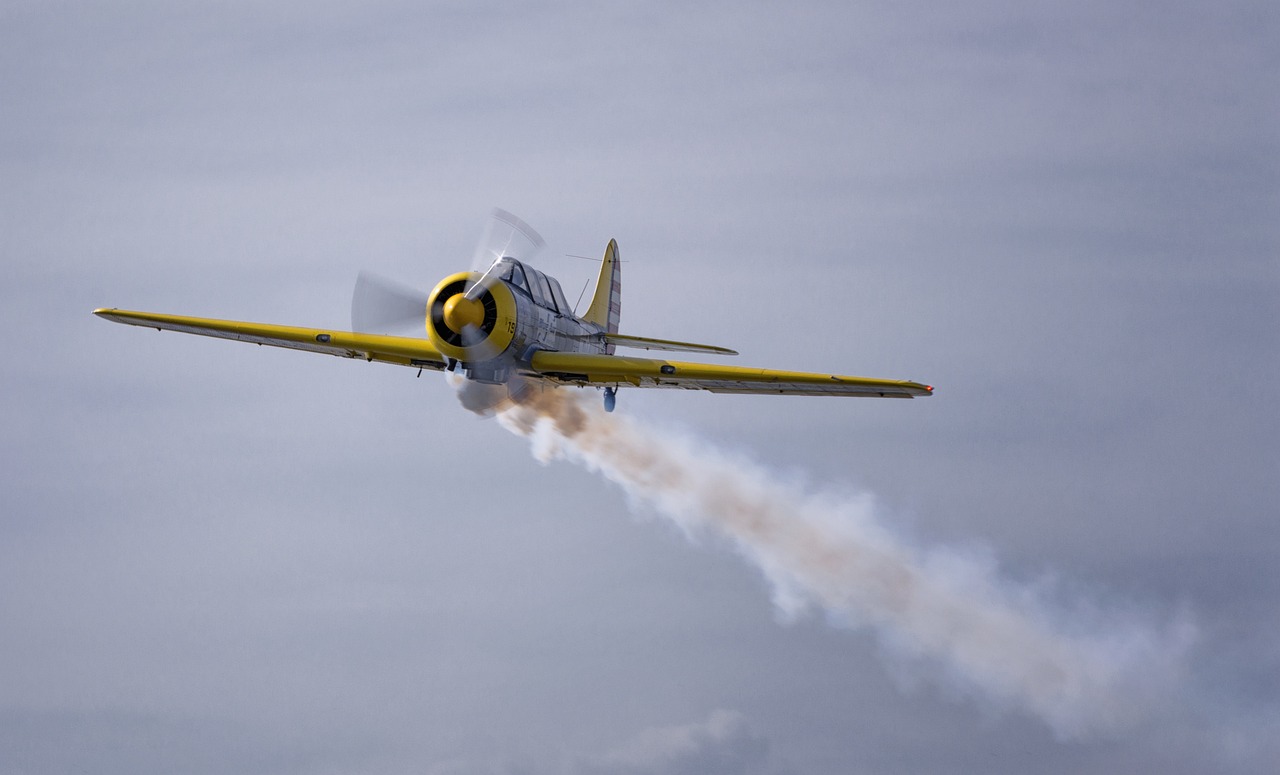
<box><xmin>576</xmin><ymin>710</ymin><xmax>773</xmax><ymax>775</ymax></box>
<box><xmin>416</xmin><ymin>711</ymin><xmax>776</xmax><ymax>775</ymax></box>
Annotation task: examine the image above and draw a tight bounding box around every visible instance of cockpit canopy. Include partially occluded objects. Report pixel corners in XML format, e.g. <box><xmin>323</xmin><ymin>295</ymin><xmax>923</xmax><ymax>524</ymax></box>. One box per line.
<box><xmin>492</xmin><ymin>257</ymin><xmax>571</xmax><ymax>314</ymax></box>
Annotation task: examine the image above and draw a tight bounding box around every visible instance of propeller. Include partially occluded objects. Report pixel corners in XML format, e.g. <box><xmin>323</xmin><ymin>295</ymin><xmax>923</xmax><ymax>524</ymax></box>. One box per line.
<box><xmin>473</xmin><ymin>208</ymin><xmax>547</xmax><ymax>284</ymax></box>
<box><xmin>451</xmin><ymin>209</ymin><xmax>547</xmax><ymax>414</ymax></box>
<box><xmin>350</xmin><ymin>209</ymin><xmax>548</xmax><ymax>416</ymax></box>
<box><xmin>351</xmin><ymin>271</ymin><xmax>430</xmax><ymax>337</ymax></box>
<box><xmin>454</xmin><ymin>375</ymin><xmax>532</xmax><ymax>415</ymax></box>
<box><xmin>431</xmin><ymin>209</ymin><xmax>543</xmax><ymax>369</ymax></box>
<box><xmin>464</xmin><ymin>208</ymin><xmax>546</xmax><ymax>300</ymax></box>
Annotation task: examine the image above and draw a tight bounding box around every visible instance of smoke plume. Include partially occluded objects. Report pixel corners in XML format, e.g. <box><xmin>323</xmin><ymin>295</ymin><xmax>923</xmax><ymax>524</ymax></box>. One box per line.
<box><xmin>487</xmin><ymin>384</ymin><xmax>1192</xmax><ymax>739</ymax></box>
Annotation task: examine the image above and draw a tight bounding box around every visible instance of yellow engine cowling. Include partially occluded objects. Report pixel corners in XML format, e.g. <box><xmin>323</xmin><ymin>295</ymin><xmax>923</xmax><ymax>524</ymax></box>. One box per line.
<box><xmin>425</xmin><ymin>271</ymin><xmax>518</xmax><ymax>364</ymax></box>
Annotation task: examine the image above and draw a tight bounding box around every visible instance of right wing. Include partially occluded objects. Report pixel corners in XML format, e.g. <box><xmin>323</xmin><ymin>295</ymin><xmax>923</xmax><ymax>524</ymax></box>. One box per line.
<box><xmin>93</xmin><ymin>309</ymin><xmax>448</xmax><ymax>371</ymax></box>
<box><xmin>528</xmin><ymin>351</ymin><xmax>932</xmax><ymax>398</ymax></box>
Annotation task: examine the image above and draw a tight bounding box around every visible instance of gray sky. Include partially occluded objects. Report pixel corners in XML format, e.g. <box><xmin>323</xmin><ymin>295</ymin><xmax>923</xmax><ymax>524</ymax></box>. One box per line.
<box><xmin>3</xmin><ymin>1</ymin><xmax>1277</xmax><ymax>773</ymax></box>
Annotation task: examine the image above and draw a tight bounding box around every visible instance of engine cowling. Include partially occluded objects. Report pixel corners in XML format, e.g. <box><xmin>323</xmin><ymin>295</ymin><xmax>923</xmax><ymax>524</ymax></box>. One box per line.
<box><xmin>425</xmin><ymin>271</ymin><xmax>518</xmax><ymax>365</ymax></box>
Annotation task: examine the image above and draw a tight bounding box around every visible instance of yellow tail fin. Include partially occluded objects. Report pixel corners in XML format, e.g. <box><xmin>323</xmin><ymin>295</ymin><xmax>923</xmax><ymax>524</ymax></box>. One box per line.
<box><xmin>583</xmin><ymin>239</ymin><xmax>621</xmax><ymax>343</ymax></box>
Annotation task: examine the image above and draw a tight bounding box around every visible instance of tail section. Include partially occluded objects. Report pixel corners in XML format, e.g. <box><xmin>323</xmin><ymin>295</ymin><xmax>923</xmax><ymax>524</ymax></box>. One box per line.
<box><xmin>583</xmin><ymin>239</ymin><xmax>621</xmax><ymax>351</ymax></box>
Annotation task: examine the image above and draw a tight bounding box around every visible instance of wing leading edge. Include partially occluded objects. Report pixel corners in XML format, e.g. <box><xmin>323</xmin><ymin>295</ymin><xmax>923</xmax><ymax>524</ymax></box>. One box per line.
<box><xmin>93</xmin><ymin>309</ymin><xmax>448</xmax><ymax>370</ymax></box>
<box><xmin>527</xmin><ymin>351</ymin><xmax>932</xmax><ymax>398</ymax></box>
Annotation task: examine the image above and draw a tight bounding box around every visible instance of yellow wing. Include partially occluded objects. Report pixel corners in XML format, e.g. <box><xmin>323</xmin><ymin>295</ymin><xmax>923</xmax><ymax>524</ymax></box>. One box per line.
<box><xmin>93</xmin><ymin>309</ymin><xmax>448</xmax><ymax>370</ymax></box>
<box><xmin>527</xmin><ymin>351</ymin><xmax>932</xmax><ymax>398</ymax></box>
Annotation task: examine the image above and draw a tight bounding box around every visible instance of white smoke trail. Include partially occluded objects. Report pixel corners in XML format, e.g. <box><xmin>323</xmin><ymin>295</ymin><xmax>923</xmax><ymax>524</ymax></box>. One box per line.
<box><xmin>489</xmin><ymin>385</ymin><xmax>1193</xmax><ymax>739</ymax></box>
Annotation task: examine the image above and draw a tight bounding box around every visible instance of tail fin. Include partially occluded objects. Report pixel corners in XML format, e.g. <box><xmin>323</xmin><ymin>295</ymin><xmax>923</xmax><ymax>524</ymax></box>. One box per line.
<box><xmin>583</xmin><ymin>239</ymin><xmax>621</xmax><ymax>350</ymax></box>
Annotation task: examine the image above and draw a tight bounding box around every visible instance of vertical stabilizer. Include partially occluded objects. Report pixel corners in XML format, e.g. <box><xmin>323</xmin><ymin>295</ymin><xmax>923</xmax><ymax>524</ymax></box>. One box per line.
<box><xmin>583</xmin><ymin>239</ymin><xmax>621</xmax><ymax>351</ymax></box>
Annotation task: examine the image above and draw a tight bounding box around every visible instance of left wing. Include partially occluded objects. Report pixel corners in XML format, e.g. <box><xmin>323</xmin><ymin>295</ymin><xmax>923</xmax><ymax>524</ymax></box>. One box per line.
<box><xmin>94</xmin><ymin>309</ymin><xmax>448</xmax><ymax>370</ymax></box>
<box><xmin>527</xmin><ymin>351</ymin><xmax>932</xmax><ymax>398</ymax></box>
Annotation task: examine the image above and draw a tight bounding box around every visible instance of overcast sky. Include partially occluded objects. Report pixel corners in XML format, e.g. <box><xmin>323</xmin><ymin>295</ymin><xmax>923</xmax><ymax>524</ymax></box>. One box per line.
<box><xmin>3</xmin><ymin>2</ymin><xmax>1277</xmax><ymax>773</ymax></box>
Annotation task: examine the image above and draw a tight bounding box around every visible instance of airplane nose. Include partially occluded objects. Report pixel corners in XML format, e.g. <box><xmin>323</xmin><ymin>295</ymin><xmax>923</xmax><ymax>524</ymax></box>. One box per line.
<box><xmin>442</xmin><ymin>293</ymin><xmax>484</xmax><ymax>332</ymax></box>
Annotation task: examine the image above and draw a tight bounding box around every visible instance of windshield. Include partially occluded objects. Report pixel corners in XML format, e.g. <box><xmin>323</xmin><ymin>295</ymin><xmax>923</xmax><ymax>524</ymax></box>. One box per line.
<box><xmin>494</xmin><ymin>257</ymin><xmax>530</xmax><ymax>295</ymax></box>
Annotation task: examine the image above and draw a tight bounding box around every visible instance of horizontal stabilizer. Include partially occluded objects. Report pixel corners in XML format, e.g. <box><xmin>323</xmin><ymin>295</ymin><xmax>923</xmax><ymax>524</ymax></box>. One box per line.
<box><xmin>604</xmin><ymin>333</ymin><xmax>738</xmax><ymax>356</ymax></box>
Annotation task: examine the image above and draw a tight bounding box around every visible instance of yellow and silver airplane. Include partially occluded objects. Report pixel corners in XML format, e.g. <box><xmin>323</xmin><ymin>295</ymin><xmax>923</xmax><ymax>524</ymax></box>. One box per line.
<box><xmin>95</xmin><ymin>215</ymin><xmax>931</xmax><ymax>412</ymax></box>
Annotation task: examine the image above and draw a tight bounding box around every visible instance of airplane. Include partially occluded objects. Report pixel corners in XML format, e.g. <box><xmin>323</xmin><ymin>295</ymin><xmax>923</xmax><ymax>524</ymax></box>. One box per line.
<box><xmin>95</xmin><ymin>213</ymin><xmax>932</xmax><ymax>413</ymax></box>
